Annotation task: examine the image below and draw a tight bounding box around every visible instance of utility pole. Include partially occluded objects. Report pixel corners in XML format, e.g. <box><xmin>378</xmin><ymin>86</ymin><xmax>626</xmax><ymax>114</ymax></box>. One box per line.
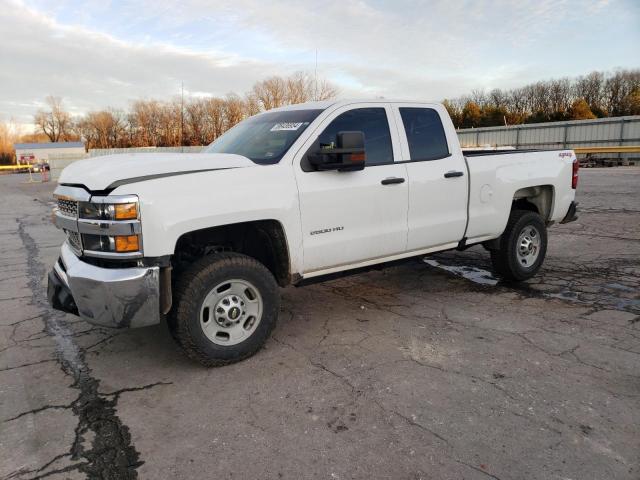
<box><xmin>180</xmin><ymin>81</ymin><xmax>185</xmax><ymax>149</ymax></box>
<box><xmin>314</xmin><ymin>49</ymin><xmax>318</xmax><ymax>101</ymax></box>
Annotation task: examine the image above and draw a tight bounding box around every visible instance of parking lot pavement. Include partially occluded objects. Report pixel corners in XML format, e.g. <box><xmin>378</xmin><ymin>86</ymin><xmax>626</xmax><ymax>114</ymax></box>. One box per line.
<box><xmin>1</xmin><ymin>168</ymin><xmax>638</xmax><ymax>480</ymax></box>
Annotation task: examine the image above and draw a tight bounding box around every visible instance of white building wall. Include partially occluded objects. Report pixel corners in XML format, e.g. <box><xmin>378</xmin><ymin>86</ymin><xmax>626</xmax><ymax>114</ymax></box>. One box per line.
<box><xmin>15</xmin><ymin>146</ymin><xmax>86</xmax><ymax>164</ymax></box>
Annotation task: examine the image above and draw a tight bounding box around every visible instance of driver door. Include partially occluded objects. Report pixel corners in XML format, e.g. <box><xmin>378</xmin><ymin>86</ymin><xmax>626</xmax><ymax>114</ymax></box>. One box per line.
<box><xmin>293</xmin><ymin>104</ymin><xmax>409</xmax><ymax>275</ymax></box>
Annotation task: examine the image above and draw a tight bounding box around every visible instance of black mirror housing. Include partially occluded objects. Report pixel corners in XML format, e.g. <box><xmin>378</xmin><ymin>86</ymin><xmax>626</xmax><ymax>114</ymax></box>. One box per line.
<box><xmin>308</xmin><ymin>131</ymin><xmax>366</xmax><ymax>172</ymax></box>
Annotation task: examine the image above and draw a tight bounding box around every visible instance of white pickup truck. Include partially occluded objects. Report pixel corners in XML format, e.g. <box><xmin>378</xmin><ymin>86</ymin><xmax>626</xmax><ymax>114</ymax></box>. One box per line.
<box><xmin>48</xmin><ymin>100</ymin><xmax>579</xmax><ymax>366</ymax></box>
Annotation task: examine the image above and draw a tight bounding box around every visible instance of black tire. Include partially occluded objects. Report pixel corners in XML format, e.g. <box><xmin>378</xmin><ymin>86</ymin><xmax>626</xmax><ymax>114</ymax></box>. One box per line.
<box><xmin>490</xmin><ymin>209</ymin><xmax>547</xmax><ymax>282</ymax></box>
<box><xmin>169</xmin><ymin>252</ymin><xmax>280</xmax><ymax>366</ymax></box>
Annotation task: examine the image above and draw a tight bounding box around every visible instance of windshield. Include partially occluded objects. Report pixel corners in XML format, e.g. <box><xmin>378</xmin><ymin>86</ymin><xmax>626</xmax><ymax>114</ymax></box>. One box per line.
<box><xmin>204</xmin><ymin>109</ymin><xmax>323</xmax><ymax>164</ymax></box>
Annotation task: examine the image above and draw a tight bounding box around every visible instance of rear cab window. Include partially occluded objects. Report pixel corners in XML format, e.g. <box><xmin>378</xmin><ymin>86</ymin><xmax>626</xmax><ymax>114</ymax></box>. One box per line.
<box><xmin>399</xmin><ymin>107</ymin><xmax>450</xmax><ymax>161</ymax></box>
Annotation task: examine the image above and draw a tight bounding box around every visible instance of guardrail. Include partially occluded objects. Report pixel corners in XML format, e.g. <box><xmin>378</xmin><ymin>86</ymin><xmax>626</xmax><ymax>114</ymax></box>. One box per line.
<box><xmin>0</xmin><ymin>164</ymin><xmax>33</xmax><ymax>171</ymax></box>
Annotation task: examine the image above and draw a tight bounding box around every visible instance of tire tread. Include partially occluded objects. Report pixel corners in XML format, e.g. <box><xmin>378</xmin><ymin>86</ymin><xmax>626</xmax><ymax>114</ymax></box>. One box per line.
<box><xmin>490</xmin><ymin>209</ymin><xmax>547</xmax><ymax>282</ymax></box>
<box><xmin>169</xmin><ymin>253</ymin><xmax>279</xmax><ymax>367</ymax></box>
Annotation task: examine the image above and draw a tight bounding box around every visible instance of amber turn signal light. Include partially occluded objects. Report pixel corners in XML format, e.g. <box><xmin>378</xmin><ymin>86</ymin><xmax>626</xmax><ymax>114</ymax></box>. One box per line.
<box><xmin>115</xmin><ymin>235</ymin><xmax>139</xmax><ymax>252</ymax></box>
<box><xmin>114</xmin><ymin>203</ymin><xmax>138</xmax><ymax>220</ymax></box>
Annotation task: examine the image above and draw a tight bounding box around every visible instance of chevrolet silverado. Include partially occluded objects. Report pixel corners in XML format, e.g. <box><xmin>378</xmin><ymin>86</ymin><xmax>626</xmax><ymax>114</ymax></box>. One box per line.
<box><xmin>48</xmin><ymin>100</ymin><xmax>579</xmax><ymax>366</ymax></box>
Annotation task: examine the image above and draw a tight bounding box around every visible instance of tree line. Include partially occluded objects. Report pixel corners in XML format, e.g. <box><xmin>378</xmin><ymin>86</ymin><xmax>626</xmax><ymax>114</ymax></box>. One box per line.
<box><xmin>443</xmin><ymin>69</ymin><xmax>640</xmax><ymax>129</ymax></box>
<box><xmin>2</xmin><ymin>68</ymin><xmax>639</xmax><ymax>164</ymax></box>
<box><xmin>12</xmin><ymin>72</ymin><xmax>338</xmax><ymax>156</ymax></box>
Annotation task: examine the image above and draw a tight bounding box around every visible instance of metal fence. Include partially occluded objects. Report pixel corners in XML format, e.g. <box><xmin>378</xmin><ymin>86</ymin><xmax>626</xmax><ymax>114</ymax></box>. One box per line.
<box><xmin>89</xmin><ymin>146</ymin><xmax>204</xmax><ymax>157</ymax></box>
<box><xmin>457</xmin><ymin>115</ymin><xmax>640</xmax><ymax>164</ymax></box>
<box><xmin>48</xmin><ymin>147</ymin><xmax>207</xmax><ymax>180</ymax></box>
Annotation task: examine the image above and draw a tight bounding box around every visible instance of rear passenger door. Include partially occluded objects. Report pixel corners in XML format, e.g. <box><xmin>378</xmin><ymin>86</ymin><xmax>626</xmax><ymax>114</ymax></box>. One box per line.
<box><xmin>392</xmin><ymin>104</ymin><xmax>468</xmax><ymax>250</ymax></box>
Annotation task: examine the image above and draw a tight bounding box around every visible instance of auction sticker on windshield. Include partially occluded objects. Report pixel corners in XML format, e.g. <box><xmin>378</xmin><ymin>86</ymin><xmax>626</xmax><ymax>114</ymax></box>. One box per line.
<box><xmin>271</xmin><ymin>122</ymin><xmax>306</xmax><ymax>131</ymax></box>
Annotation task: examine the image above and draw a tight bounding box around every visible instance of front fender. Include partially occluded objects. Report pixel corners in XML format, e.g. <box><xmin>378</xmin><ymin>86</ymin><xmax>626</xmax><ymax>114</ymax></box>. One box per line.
<box><xmin>111</xmin><ymin>164</ymin><xmax>303</xmax><ymax>274</ymax></box>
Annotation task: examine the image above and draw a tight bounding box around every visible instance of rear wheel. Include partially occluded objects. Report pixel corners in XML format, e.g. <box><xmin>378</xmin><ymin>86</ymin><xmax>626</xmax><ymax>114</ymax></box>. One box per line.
<box><xmin>490</xmin><ymin>209</ymin><xmax>547</xmax><ymax>282</ymax></box>
<box><xmin>169</xmin><ymin>253</ymin><xmax>280</xmax><ymax>366</ymax></box>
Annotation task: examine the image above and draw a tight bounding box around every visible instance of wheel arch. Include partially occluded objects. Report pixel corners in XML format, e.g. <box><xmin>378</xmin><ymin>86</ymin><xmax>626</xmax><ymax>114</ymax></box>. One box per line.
<box><xmin>173</xmin><ymin>219</ymin><xmax>291</xmax><ymax>287</ymax></box>
<box><xmin>512</xmin><ymin>185</ymin><xmax>555</xmax><ymax>222</ymax></box>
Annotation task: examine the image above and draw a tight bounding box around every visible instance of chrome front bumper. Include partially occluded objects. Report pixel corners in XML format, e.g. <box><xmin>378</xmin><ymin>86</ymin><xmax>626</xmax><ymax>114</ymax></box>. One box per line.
<box><xmin>48</xmin><ymin>242</ymin><xmax>160</xmax><ymax>328</ymax></box>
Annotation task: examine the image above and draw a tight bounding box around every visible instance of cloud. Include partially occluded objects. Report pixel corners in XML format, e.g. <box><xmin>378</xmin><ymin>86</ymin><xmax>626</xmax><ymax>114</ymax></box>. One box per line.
<box><xmin>1</xmin><ymin>0</ymin><xmax>638</xmax><ymax>126</ymax></box>
<box><xmin>0</xmin><ymin>0</ymin><xmax>279</xmax><ymax>123</ymax></box>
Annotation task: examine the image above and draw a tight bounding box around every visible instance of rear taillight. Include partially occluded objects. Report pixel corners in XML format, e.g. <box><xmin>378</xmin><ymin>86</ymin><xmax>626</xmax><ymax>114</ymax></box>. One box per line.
<box><xmin>572</xmin><ymin>158</ymin><xmax>579</xmax><ymax>189</ymax></box>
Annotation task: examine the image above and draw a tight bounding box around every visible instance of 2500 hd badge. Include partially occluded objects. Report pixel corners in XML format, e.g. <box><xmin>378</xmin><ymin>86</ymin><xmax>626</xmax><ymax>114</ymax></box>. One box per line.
<box><xmin>310</xmin><ymin>226</ymin><xmax>344</xmax><ymax>235</ymax></box>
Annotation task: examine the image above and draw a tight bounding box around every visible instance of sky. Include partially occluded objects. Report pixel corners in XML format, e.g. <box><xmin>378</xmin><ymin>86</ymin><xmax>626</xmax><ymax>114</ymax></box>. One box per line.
<box><xmin>1</xmin><ymin>0</ymin><xmax>639</xmax><ymax>128</ymax></box>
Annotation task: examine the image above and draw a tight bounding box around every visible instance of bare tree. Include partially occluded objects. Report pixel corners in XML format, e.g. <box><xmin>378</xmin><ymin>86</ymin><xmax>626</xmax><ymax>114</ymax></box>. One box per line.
<box><xmin>442</xmin><ymin>99</ymin><xmax>462</xmax><ymax>128</ymax></box>
<box><xmin>203</xmin><ymin>97</ymin><xmax>227</xmax><ymax>142</ymax></box>
<box><xmin>129</xmin><ymin>100</ymin><xmax>164</xmax><ymax>146</ymax></box>
<box><xmin>488</xmin><ymin>88</ymin><xmax>507</xmax><ymax>108</ymax></box>
<box><xmin>604</xmin><ymin>69</ymin><xmax>640</xmax><ymax>116</ymax></box>
<box><xmin>157</xmin><ymin>100</ymin><xmax>182</xmax><ymax>146</ymax></box>
<box><xmin>470</xmin><ymin>89</ymin><xmax>487</xmax><ymax>107</ymax></box>
<box><xmin>508</xmin><ymin>88</ymin><xmax>528</xmax><ymax>118</ymax></box>
<box><xmin>315</xmin><ymin>79</ymin><xmax>339</xmax><ymax>101</ymax></box>
<box><xmin>76</xmin><ymin>110</ymin><xmax>128</xmax><ymax>149</ymax></box>
<box><xmin>34</xmin><ymin>96</ymin><xmax>73</xmax><ymax>142</ymax></box>
<box><xmin>184</xmin><ymin>100</ymin><xmax>206</xmax><ymax>146</ymax></box>
<box><xmin>548</xmin><ymin>78</ymin><xmax>572</xmax><ymax>116</ymax></box>
<box><xmin>0</xmin><ymin>118</ymin><xmax>23</xmax><ymax>164</ymax></box>
<box><xmin>243</xmin><ymin>93</ymin><xmax>261</xmax><ymax>117</ymax></box>
<box><xmin>286</xmin><ymin>72</ymin><xmax>313</xmax><ymax>104</ymax></box>
<box><xmin>252</xmin><ymin>76</ymin><xmax>288</xmax><ymax>110</ymax></box>
<box><xmin>575</xmin><ymin>71</ymin><xmax>605</xmax><ymax>114</ymax></box>
<box><xmin>224</xmin><ymin>94</ymin><xmax>246</xmax><ymax>129</ymax></box>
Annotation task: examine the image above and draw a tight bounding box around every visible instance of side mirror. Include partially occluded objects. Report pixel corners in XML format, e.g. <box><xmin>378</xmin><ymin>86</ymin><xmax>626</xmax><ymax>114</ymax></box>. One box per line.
<box><xmin>308</xmin><ymin>131</ymin><xmax>366</xmax><ymax>172</ymax></box>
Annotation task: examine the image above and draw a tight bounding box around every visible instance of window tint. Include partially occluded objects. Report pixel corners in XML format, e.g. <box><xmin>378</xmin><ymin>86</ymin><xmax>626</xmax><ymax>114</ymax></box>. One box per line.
<box><xmin>399</xmin><ymin>108</ymin><xmax>449</xmax><ymax>161</ymax></box>
<box><xmin>317</xmin><ymin>108</ymin><xmax>393</xmax><ymax>166</ymax></box>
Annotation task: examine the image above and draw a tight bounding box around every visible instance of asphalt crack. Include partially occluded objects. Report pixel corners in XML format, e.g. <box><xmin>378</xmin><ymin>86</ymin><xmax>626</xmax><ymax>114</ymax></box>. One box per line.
<box><xmin>3</xmin><ymin>403</ymin><xmax>72</xmax><ymax>423</ymax></box>
<box><xmin>14</xmin><ymin>218</ymin><xmax>156</xmax><ymax>479</ymax></box>
<box><xmin>0</xmin><ymin>358</ymin><xmax>57</xmax><ymax>373</ymax></box>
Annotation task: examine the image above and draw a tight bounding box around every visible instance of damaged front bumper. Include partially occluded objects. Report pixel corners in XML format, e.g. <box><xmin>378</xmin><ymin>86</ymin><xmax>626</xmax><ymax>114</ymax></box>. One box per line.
<box><xmin>47</xmin><ymin>242</ymin><xmax>161</xmax><ymax>328</ymax></box>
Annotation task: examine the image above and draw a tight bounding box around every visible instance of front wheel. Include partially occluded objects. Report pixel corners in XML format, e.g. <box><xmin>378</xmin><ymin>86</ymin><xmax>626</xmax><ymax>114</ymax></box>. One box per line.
<box><xmin>490</xmin><ymin>209</ymin><xmax>548</xmax><ymax>282</ymax></box>
<box><xmin>169</xmin><ymin>253</ymin><xmax>280</xmax><ymax>366</ymax></box>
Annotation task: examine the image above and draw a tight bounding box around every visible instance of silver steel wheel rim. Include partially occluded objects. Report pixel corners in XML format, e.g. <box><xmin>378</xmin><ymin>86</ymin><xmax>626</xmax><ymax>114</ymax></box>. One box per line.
<box><xmin>516</xmin><ymin>225</ymin><xmax>541</xmax><ymax>268</ymax></box>
<box><xmin>199</xmin><ymin>279</ymin><xmax>263</xmax><ymax>346</ymax></box>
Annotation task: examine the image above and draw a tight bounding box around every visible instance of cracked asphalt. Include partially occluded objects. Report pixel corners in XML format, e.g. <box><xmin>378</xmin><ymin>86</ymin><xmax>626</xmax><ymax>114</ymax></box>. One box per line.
<box><xmin>1</xmin><ymin>168</ymin><xmax>639</xmax><ymax>480</ymax></box>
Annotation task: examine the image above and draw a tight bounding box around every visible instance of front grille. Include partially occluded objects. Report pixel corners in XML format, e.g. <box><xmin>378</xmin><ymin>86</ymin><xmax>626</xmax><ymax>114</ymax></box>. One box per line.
<box><xmin>65</xmin><ymin>230</ymin><xmax>82</xmax><ymax>252</ymax></box>
<box><xmin>57</xmin><ymin>199</ymin><xmax>78</xmax><ymax>217</ymax></box>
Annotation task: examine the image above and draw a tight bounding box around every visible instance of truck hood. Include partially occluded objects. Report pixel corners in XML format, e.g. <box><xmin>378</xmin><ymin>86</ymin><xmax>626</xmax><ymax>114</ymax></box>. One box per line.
<box><xmin>58</xmin><ymin>153</ymin><xmax>256</xmax><ymax>191</ymax></box>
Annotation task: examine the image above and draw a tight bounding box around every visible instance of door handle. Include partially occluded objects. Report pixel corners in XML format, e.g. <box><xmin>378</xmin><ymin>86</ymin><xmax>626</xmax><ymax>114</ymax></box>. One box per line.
<box><xmin>381</xmin><ymin>177</ymin><xmax>405</xmax><ymax>185</ymax></box>
<box><xmin>444</xmin><ymin>171</ymin><xmax>464</xmax><ymax>178</ymax></box>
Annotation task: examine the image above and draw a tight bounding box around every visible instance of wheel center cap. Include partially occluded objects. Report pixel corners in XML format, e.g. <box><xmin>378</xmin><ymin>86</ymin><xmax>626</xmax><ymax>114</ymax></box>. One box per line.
<box><xmin>229</xmin><ymin>307</ymin><xmax>241</xmax><ymax>320</ymax></box>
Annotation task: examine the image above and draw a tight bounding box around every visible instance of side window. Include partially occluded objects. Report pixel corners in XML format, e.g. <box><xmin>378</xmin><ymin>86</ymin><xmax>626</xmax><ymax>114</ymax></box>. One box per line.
<box><xmin>317</xmin><ymin>108</ymin><xmax>393</xmax><ymax>166</ymax></box>
<box><xmin>399</xmin><ymin>108</ymin><xmax>449</xmax><ymax>161</ymax></box>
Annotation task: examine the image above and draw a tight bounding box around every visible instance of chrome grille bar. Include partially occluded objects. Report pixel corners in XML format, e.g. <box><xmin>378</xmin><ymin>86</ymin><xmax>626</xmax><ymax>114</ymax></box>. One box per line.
<box><xmin>57</xmin><ymin>198</ymin><xmax>78</xmax><ymax>217</ymax></box>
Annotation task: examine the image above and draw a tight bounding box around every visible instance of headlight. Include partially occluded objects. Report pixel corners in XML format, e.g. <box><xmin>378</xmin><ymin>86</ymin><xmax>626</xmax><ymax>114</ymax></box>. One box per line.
<box><xmin>53</xmin><ymin>188</ymin><xmax>143</xmax><ymax>259</ymax></box>
<box><xmin>81</xmin><ymin>234</ymin><xmax>141</xmax><ymax>254</ymax></box>
<box><xmin>76</xmin><ymin>196</ymin><xmax>142</xmax><ymax>258</ymax></box>
<box><xmin>78</xmin><ymin>201</ymin><xmax>138</xmax><ymax>221</ymax></box>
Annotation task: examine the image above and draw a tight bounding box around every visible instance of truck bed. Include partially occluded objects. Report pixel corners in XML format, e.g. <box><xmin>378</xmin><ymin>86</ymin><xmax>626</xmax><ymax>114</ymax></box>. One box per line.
<box><xmin>462</xmin><ymin>149</ymin><xmax>576</xmax><ymax>244</ymax></box>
